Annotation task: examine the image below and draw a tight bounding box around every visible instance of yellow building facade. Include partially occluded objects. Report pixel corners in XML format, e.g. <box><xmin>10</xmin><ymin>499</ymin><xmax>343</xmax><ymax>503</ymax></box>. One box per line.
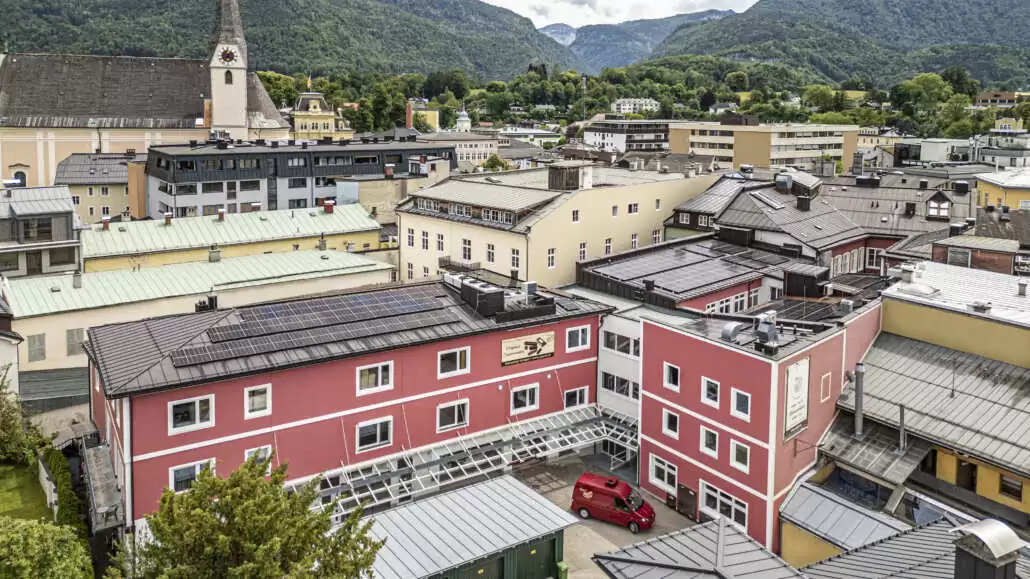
<box><xmin>670</xmin><ymin>121</ymin><xmax>859</xmax><ymax>171</ymax></box>
<box><xmin>976</xmin><ymin>171</ymin><xmax>1030</xmax><ymax>210</ymax></box>
<box><xmin>290</xmin><ymin>92</ymin><xmax>356</xmax><ymax>141</ymax></box>
<box><xmin>929</xmin><ymin>449</ymin><xmax>1030</xmax><ymax>516</ymax></box>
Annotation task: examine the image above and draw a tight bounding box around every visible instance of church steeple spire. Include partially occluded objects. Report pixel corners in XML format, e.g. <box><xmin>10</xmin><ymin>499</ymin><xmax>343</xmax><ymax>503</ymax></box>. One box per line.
<box><xmin>216</xmin><ymin>0</ymin><xmax>247</xmax><ymax>64</ymax></box>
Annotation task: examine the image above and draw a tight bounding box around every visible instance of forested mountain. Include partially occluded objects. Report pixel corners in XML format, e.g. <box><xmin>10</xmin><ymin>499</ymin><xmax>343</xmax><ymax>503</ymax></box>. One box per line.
<box><xmin>653</xmin><ymin>0</ymin><xmax>1030</xmax><ymax>87</ymax></box>
<box><xmin>539</xmin><ymin>23</ymin><xmax>577</xmax><ymax>47</ymax></box>
<box><xmin>0</xmin><ymin>0</ymin><xmax>587</xmax><ymax>80</ymax></box>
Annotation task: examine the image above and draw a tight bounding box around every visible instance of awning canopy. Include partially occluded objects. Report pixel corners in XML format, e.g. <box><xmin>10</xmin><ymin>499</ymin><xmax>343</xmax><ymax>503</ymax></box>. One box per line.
<box><xmin>820</xmin><ymin>414</ymin><xmax>931</xmax><ymax>486</ymax></box>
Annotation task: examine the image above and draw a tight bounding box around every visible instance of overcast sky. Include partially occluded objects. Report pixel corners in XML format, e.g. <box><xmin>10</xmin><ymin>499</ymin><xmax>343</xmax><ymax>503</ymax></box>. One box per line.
<box><xmin>482</xmin><ymin>0</ymin><xmax>759</xmax><ymax>27</ymax></box>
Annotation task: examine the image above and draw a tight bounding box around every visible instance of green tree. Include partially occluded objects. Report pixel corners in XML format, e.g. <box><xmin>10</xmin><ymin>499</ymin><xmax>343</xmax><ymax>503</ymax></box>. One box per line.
<box><xmin>0</xmin><ymin>517</ymin><xmax>92</xmax><ymax>579</ymax></box>
<box><xmin>803</xmin><ymin>85</ymin><xmax>835</xmax><ymax>110</ymax></box>
<box><xmin>725</xmin><ymin>71</ymin><xmax>749</xmax><ymax>92</ymax></box>
<box><xmin>941</xmin><ymin>67</ymin><xmax>980</xmax><ymax>98</ymax></box>
<box><xmin>0</xmin><ymin>365</ymin><xmax>38</xmax><ymax>465</ymax></box>
<box><xmin>810</xmin><ymin>112</ymin><xmax>852</xmax><ymax>124</ymax></box>
<box><xmin>482</xmin><ymin>154</ymin><xmax>508</xmax><ymax>172</ymax></box>
<box><xmin>910</xmin><ymin>73</ymin><xmax>953</xmax><ymax>109</ymax></box>
<box><xmin>108</xmin><ymin>454</ymin><xmax>382</xmax><ymax>578</ymax></box>
<box><xmin>412</xmin><ymin>112</ymin><xmax>433</xmax><ymax>133</ymax></box>
<box><xmin>1011</xmin><ymin>102</ymin><xmax>1030</xmax><ymax>127</ymax></box>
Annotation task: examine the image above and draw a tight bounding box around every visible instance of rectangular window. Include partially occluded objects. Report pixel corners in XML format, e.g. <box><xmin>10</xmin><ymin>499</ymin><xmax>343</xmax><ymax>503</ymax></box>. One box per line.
<box><xmin>604</xmin><ymin>238</ymin><xmax>612</xmax><ymax>255</ymax></box>
<box><xmin>600</xmin><ymin>372</ymin><xmax>640</xmax><ymax>400</ymax></box>
<box><xmin>244</xmin><ymin>384</ymin><xmax>271</xmax><ymax>418</ymax></box>
<box><xmin>547</xmin><ymin>248</ymin><xmax>556</xmax><ymax>269</ymax></box>
<box><xmin>731</xmin><ymin>389</ymin><xmax>751</xmax><ymax>422</ymax></box>
<box><xmin>101</xmin><ymin>205</ymin><xmax>110</xmax><ymax>216</ymax></box>
<box><xmin>630</xmin><ymin>233</ymin><xmax>638</xmax><ymax>250</ymax></box>
<box><xmin>437</xmin><ymin>234</ymin><xmax>445</xmax><ymax>252</ymax></box>
<box><xmin>572</xmin><ymin>209</ymin><xmax>580</xmax><ymax>223</ymax></box>
<box><xmin>170</xmin><ymin>459</ymin><xmax>214</xmax><ymax>493</ymax></box>
<box><xmin>947</xmin><ymin>247</ymin><xmax>971</xmax><ymax>267</ymax></box>
<box><xmin>314</xmin><ymin>177</ymin><xmax>336</xmax><ymax>188</ymax></box>
<box><xmin>168</xmin><ymin>395</ymin><xmax>214</xmax><ymax>434</ymax></box>
<box><xmin>407</xmin><ymin>262</ymin><xmax>413</xmax><ymax>280</ymax></box>
<box><xmin>820</xmin><ymin>372</ymin><xmax>832</xmax><ymax>402</ymax></box>
<box><xmin>287</xmin><ymin>157</ymin><xmax>307</xmax><ymax>167</ymax></box>
<box><xmin>700</xmin><ymin>426</ymin><xmax>719</xmax><ymax>458</ymax></box>
<box><xmin>564</xmin><ymin>386</ymin><xmax>588</xmax><ymax>408</ymax></box>
<box><xmin>701</xmin><ymin>481</ymin><xmax>747</xmax><ymax>529</ymax></box>
<box><xmin>678</xmin><ymin>213</ymin><xmax>690</xmax><ymax>225</ymax></box>
<box><xmin>244</xmin><ymin>445</ymin><xmax>272</xmax><ymax>475</ymax></box>
<box><xmin>662</xmin><ymin>409</ymin><xmax>680</xmax><ymax>439</ymax></box>
<box><xmin>664</xmin><ymin>363</ymin><xmax>680</xmax><ymax>391</ymax></box>
<box><xmin>407</xmin><ymin>228</ymin><xmax>414</xmax><ymax>248</ymax></box>
<box><xmin>511</xmin><ymin>248</ymin><xmax>521</xmax><ymax>270</ymax></box>
<box><xmin>702</xmin><ymin>377</ymin><xmax>720</xmax><ymax>408</ymax></box>
<box><xmin>578</xmin><ymin>242</ymin><xmax>587</xmax><ymax>261</ymax></box>
<box><xmin>748</xmin><ymin>288</ymin><xmax>761</xmax><ymax>308</ymax></box>
<box><xmin>65</xmin><ymin>328</ymin><xmax>84</xmax><ymax>357</ymax></box>
<box><xmin>650</xmin><ymin>454</ymin><xmax>677</xmax><ymax>492</ymax></box>
<box><xmin>866</xmin><ymin>248</ymin><xmax>884</xmax><ymax>269</ymax></box>
<box><xmin>602</xmin><ymin>331</ymin><xmax>640</xmax><ymax>357</ymax></box>
<box><xmin>239</xmin><ymin>180</ymin><xmax>261</xmax><ymax>192</ymax></box>
<box><xmin>423</xmin><ymin>266</ymin><xmax>429</xmax><ymax>278</ymax></box>
<box><xmin>288</xmin><ymin>177</ymin><xmax>307</xmax><ymax>189</ymax></box>
<box><xmin>201</xmin><ymin>182</ymin><xmax>223</xmax><ymax>194</ymax></box>
<box><xmin>0</xmin><ymin>253</ymin><xmax>17</xmax><ymax>272</ymax></box>
<box><xmin>1000</xmin><ymin>475</ymin><xmax>1023</xmax><ymax>501</ymax></box>
<box><xmin>71</xmin><ymin>195</ymin><xmax>80</xmax><ymax>205</ymax></box>
<box><xmin>652</xmin><ymin>229</ymin><xmax>661</xmax><ymax>244</ymax></box>
<box><xmin>357</xmin><ymin>362</ymin><xmax>393</xmax><ymax>395</ymax></box>
<box><xmin>421</xmin><ymin>231</ymin><xmax>429</xmax><ymax>251</ymax></box>
<box><xmin>27</xmin><ymin>334</ymin><xmax>46</xmax><ymax>362</ymax></box>
<box><xmin>486</xmin><ymin>243</ymin><xmax>495</xmax><ymax>263</ymax></box>
<box><xmin>356</xmin><ymin>417</ymin><xmax>393</xmax><ymax>453</ymax></box>
<box><xmin>88</xmin><ymin>207</ymin><xmax>95</xmax><ymax>217</ymax></box>
<box><xmin>461</xmin><ymin>239</ymin><xmax>471</xmax><ymax>261</ymax></box>
<box><xmin>628</xmin><ymin>203</ymin><xmax>639</xmax><ymax>214</ymax></box>
<box><xmin>510</xmin><ymin>384</ymin><xmax>540</xmax><ymax>415</ymax></box>
<box><xmin>437</xmin><ymin>399</ymin><xmax>469</xmax><ymax>432</ymax></box>
<box><xmin>566</xmin><ymin>325</ymin><xmax>590</xmax><ymax>352</ymax></box>
<box><xmin>611</xmin><ymin>205</ymin><xmax>618</xmax><ymax>217</ymax></box>
<box><xmin>730</xmin><ymin>441</ymin><xmax>750</xmax><ymax>473</ymax></box>
<box><xmin>438</xmin><ymin>347</ymin><xmax>470</xmax><ymax>378</ymax></box>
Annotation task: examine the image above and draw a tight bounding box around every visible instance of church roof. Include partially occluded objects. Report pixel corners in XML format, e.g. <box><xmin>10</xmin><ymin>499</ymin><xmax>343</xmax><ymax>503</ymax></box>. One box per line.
<box><xmin>216</xmin><ymin>0</ymin><xmax>248</xmax><ymax>62</ymax></box>
<box><xmin>0</xmin><ymin>53</ymin><xmax>287</xmax><ymax>130</ymax></box>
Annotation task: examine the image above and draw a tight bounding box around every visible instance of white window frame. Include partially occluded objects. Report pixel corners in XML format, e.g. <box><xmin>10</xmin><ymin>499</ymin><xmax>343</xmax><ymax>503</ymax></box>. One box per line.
<box><xmin>663</xmin><ymin>362</ymin><xmax>680</xmax><ymax>392</ymax></box>
<box><xmin>701</xmin><ymin>377</ymin><xmax>720</xmax><ymax>409</ymax></box>
<box><xmin>820</xmin><ymin>372</ymin><xmax>832</xmax><ymax>402</ymax></box>
<box><xmin>662</xmin><ymin>409</ymin><xmax>680</xmax><ymax>440</ymax></box>
<box><xmin>572</xmin><ymin>209</ymin><xmax>580</xmax><ymax>223</ymax></box>
<box><xmin>510</xmin><ymin>383</ymin><xmax>540</xmax><ymax>416</ymax></box>
<box><xmin>700</xmin><ymin>480</ymin><xmax>748</xmax><ymax>531</ymax></box>
<box><xmin>730</xmin><ymin>440</ymin><xmax>750</xmax><ymax>474</ymax></box>
<box><xmin>730</xmin><ymin>388</ymin><xmax>751</xmax><ymax>422</ymax></box>
<box><xmin>244</xmin><ymin>444</ymin><xmax>273</xmax><ymax>475</ymax></box>
<box><xmin>168</xmin><ymin>458</ymin><xmax>215</xmax><ymax>493</ymax></box>
<box><xmin>866</xmin><ymin>247</ymin><xmax>884</xmax><ymax>269</ymax></box>
<box><xmin>437</xmin><ymin>346</ymin><xmax>471</xmax><ymax>379</ymax></box>
<box><xmin>436</xmin><ymin>399</ymin><xmax>470</xmax><ymax>433</ymax></box>
<box><xmin>578</xmin><ymin>242</ymin><xmax>587</xmax><ymax>261</ymax></box>
<box><xmin>655</xmin><ymin>198</ymin><xmax>662</xmax><ymax>211</ymax></box>
<box><xmin>486</xmin><ymin>243</ymin><xmax>495</xmax><ymax>263</ymax></box>
<box><xmin>652</xmin><ymin>229</ymin><xmax>661</xmax><ymax>244</ymax></box>
<box><xmin>564</xmin><ymin>386</ymin><xmax>588</xmax><ymax>409</ymax></box>
<box><xmin>604</xmin><ymin>238</ymin><xmax>612</xmax><ymax>255</ymax></box>
<box><xmin>243</xmin><ymin>384</ymin><xmax>272</xmax><ymax>419</ymax></box>
<box><xmin>168</xmin><ymin>394</ymin><xmax>215</xmax><ymax>435</ymax></box>
<box><xmin>649</xmin><ymin>454</ymin><xmax>677</xmax><ymax>493</ymax></box>
<box><xmin>631</xmin><ymin>233</ymin><xmax>639</xmax><ymax>249</ymax></box>
<box><xmin>700</xmin><ymin>426</ymin><xmax>719</xmax><ymax>458</ymax></box>
<box><xmin>628</xmin><ymin>202</ymin><xmax>639</xmax><ymax>214</ymax></box>
<box><xmin>547</xmin><ymin>248</ymin><xmax>556</xmax><ymax>269</ymax></box>
<box><xmin>356</xmin><ymin>361</ymin><xmax>394</xmax><ymax>395</ymax></box>
<box><xmin>355</xmin><ymin>416</ymin><xmax>393</xmax><ymax>453</ymax></box>
<box><xmin>565</xmin><ymin>325</ymin><xmax>591</xmax><ymax>353</ymax></box>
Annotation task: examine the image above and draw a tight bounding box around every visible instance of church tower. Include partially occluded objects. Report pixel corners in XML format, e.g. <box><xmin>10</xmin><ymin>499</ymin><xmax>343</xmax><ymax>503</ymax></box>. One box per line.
<box><xmin>210</xmin><ymin>0</ymin><xmax>249</xmax><ymax>139</ymax></box>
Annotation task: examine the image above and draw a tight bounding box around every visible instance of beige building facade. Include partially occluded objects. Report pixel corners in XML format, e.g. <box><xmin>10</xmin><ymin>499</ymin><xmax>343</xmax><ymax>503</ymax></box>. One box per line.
<box><xmin>670</xmin><ymin>121</ymin><xmax>859</xmax><ymax>171</ymax></box>
<box><xmin>397</xmin><ymin>163</ymin><xmax>722</xmax><ymax>288</ymax></box>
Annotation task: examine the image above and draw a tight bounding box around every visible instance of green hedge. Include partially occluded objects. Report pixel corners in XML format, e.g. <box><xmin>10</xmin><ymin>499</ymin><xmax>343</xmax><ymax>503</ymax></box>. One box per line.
<box><xmin>40</xmin><ymin>447</ymin><xmax>85</xmax><ymax>536</ymax></box>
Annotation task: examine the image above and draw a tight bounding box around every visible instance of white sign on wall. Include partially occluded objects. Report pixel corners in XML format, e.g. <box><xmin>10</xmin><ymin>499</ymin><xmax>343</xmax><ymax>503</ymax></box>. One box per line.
<box><xmin>783</xmin><ymin>357</ymin><xmax>810</xmax><ymax>440</ymax></box>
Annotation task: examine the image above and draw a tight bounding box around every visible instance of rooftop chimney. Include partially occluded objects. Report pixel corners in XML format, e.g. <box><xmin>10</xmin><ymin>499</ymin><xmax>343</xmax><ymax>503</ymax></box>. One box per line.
<box><xmin>949</xmin><ymin>223</ymin><xmax>964</xmax><ymax>237</ymax></box>
<box><xmin>898</xmin><ymin>404</ymin><xmax>907</xmax><ymax>451</ymax></box>
<box><xmin>102</xmin><ymin>216</ymin><xmax>111</xmax><ymax>231</ymax></box>
<box><xmin>384</xmin><ymin>164</ymin><xmax>395</xmax><ymax>179</ymax></box>
<box><xmin>217</xmin><ymin>208</ymin><xmax>225</xmax><ymax>222</ymax></box>
<box><xmin>796</xmin><ymin>196</ymin><xmax>811</xmax><ymax>212</ymax></box>
<box><xmin>324</xmin><ymin>200</ymin><xmax>335</xmax><ymax>214</ymax></box>
<box><xmin>72</xmin><ymin>271</ymin><xmax>83</xmax><ymax>290</ymax></box>
<box><xmin>643</xmin><ymin>279</ymin><xmax>656</xmax><ymax>292</ymax></box>
<box><xmin>509</xmin><ymin>268</ymin><xmax>520</xmax><ymax>288</ymax></box>
<box><xmin>209</xmin><ymin>246</ymin><xmax>221</xmax><ymax>263</ymax></box>
<box><xmin>953</xmin><ymin>519</ymin><xmax>1022</xmax><ymax>579</ymax></box>
<box><xmin>1019</xmin><ymin>279</ymin><xmax>1027</xmax><ymax>297</ymax></box>
<box><xmin>854</xmin><ymin>363</ymin><xmax>865</xmax><ymax>439</ymax></box>
<box><xmin>164</xmin><ymin>212</ymin><xmax>172</xmax><ymax>226</ymax></box>
<box><xmin>900</xmin><ymin>264</ymin><xmax>915</xmax><ymax>283</ymax></box>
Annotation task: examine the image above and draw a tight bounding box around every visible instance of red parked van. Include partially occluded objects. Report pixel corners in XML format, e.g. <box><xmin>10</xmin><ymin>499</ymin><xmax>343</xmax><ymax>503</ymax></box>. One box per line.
<box><xmin>570</xmin><ymin>473</ymin><xmax>655</xmax><ymax>533</ymax></box>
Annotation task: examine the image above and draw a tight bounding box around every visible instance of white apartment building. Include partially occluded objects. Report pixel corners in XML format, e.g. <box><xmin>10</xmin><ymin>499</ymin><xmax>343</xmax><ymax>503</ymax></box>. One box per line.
<box><xmin>583</xmin><ymin>120</ymin><xmax>670</xmax><ymax>153</ymax></box>
<box><xmin>418</xmin><ymin>132</ymin><xmax>500</xmax><ymax>168</ymax></box>
<box><xmin>612</xmin><ymin>98</ymin><xmax>660</xmax><ymax>115</ymax></box>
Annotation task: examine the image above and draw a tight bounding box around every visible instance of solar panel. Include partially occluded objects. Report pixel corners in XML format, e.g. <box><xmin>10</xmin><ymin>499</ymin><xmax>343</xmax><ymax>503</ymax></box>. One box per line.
<box><xmin>172</xmin><ymin>309</ymin><xmax>462</xmax><ymax>367</ymax></box>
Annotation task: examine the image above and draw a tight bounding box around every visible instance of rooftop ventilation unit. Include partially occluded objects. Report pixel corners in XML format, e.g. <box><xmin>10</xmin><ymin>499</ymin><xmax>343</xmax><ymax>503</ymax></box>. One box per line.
<box><xmin>720</xmin><ymin>321</ymin><xmax>745</xmax><ymax>342</ymax></box>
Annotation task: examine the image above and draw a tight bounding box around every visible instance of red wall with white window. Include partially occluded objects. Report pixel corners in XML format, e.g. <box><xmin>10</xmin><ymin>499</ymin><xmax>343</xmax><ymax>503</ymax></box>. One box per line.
<box><xmin>108</xmin><ymin>316</ymin><xmax>600</xmax><ymax>522</ymax></box>
<box><xmin>677</xmin><ymin>279</ymin><xmax>761</xmax><ymax>311</ymax></box>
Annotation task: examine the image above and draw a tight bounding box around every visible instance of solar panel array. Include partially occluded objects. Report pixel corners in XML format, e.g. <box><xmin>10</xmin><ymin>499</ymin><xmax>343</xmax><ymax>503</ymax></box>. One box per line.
<box><xmin>171</xmin><ymin>309</ymin><xmax>462</xmax><ymax>367</ymax></box>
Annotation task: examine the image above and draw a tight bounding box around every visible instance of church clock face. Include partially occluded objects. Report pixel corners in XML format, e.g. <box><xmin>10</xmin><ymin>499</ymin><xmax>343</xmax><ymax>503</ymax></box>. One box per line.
<box><xmin>219</xmin><ymin>48</ymin><xmax>238</xmax><ymax>64</ymax></box>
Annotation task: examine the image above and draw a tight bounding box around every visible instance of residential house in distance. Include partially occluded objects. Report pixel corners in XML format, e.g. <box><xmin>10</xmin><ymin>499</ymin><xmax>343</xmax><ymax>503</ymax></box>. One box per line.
<box><xmin>583</xmin><ymin>120</ymin><xmax>670</xmax><ymax>153</ymax></box>
<box><xmin>939</xmin><ymin>206</ymin><xmax>1030</xmax><ymax>275</ymax></box>
<box><xmin>708</xmin><ymin>102</ymin><xmax>739</xmax><ymax>116</ymax></box>
<box><xmin>979</xmin><ymin>117</ymin><xmax>1030</xmax><ymax>170</ymax></box>
<box><xmin>145</xmin><ymin>139</ymin><xmax>456</xmax><ymax>219</ymax></box>
<box><xmin>611</xmin><ymin>98</ymin><xmax>660</xmax><ymax>115</ymax></box>
<box><xmin>497</xmin><ymin>139</ymin><xmax>545</xmax><ymax>170</ymax></box>
<box><xmin>670</xmin><ymin>118</ymin><xmax>859</xmax><ymax>171</ymax></box>
<box><xmin>54</xmin><ymin>152</ymin><xmax>146</xmax><ymax>224</ymax></box>
<box><xmin>417</xmin><ymin>131</ymin><xmax>499</xmax><ymax>172</ymax></box>
<box><xmin>405</xmin><ymin>100</ymin><xmax>440</xmax><ymax>131</ymax></box>
<box><xmin>7</xmin><ymin>249</ymin><xmax>393</xmax><ymax>375</ymax></box>
<box><xmin>0</xmin><ymin>0</ymin><xmax>290</xmax><ymax>187</ymax></box>
<box><xmin>288</xmin><ymin>92</ymin><xmax>355</xmax><ymax>142</ymax></box>
<box><xmin>79</xmin><ymin>203</ymin><xmax>384</xmax><ymax>272</ymax></box>
<box><xmin>396</xmin><ymin>161</ymin><xmax>722</xmax><ymax>288</ymax></box>
<box><xmin>83</xmin><ymin>277</ymin><xmax>623</xmax><ymax>535</ymax></box>
<box><xmin>858</xmin><ymin>126</ymin><xmax>906</xmax><ymax>148</ymax></box>
<box><xmin>976</xmin><ymin>168</ymin><xmax>1030</xmax><ymax>209</ymax></box>
<box><xmin>488</xmin><ymin>126</ymin><xmax>562</xmax><ymax>147</ymax></box>
<box><xmin>975</xmin><ymin>91</ymin><xmax>1020</xmax><ymax>109</ymax></box>
<box><xmin>0</xmin><ymin>185</ymin><xmax>80</xmax><ymax>277</ymax></box>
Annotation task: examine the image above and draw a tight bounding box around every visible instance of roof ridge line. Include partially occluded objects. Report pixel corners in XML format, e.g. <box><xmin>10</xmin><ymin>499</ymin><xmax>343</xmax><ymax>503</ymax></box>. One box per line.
<box><xmin>802</xmin><ymin>517</ymin><xmax>952</xmax><ymax>569</ymax></box>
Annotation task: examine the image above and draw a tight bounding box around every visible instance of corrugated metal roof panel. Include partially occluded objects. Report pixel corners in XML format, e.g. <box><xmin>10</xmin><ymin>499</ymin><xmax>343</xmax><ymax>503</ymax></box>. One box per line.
<box><xmin>802</xmin><ymin>519</ymin><xmax>959</xmax><ymax>578</ymax></box>
<box><xmin>781</xmin><ymin>483</ymin><xmax>910</xmax><ymax>550</ymax></box>
<box><xmin>368</xmin><ymin>476</ymin><xmax>577</xmax><ymax>579</ymax></box>
<box><xmin>0</xmin><ymin>186</ymin><xmax>75</xmax><ymax>218</ymax></box>
<box><xmin>411</xmin><ymin>179</ymin><xmax>561</xmax><ymax>212</ymax></box>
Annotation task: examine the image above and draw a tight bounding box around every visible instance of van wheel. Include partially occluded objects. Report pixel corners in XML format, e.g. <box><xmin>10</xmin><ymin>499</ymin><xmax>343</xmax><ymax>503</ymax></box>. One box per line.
<box><xmin>578</xmin><ymin>508</ymin><xmax>590</xmax><ymax>519</ymax></box>
<box><xmin>628</xmin><ymin>522</ymin><xmax>640</xmax><ymax>534</ymax></box>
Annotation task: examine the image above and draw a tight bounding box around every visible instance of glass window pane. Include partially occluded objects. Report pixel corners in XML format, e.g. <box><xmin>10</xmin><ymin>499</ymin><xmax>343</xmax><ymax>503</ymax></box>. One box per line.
<box><xmin>249</xmin><ymin>389</ymin><xmax>267</xmax><ymax>412</ymax></box>
<box><xmin>198</xmin><ymin>398</ymin><xmax>210</xmax><ymax>422</ymax></box>
<box><xmin>172</xmin><ymin>402</ymin><xmax>196</xmax><ymax>428</ymax></box>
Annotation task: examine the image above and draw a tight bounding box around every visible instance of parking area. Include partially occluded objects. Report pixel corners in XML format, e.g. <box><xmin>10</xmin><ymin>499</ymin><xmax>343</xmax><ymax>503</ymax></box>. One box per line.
<box><xmin>513</xmin><ymin>454</ymin><xmax>694</xmax><ymax>578</ymax></box>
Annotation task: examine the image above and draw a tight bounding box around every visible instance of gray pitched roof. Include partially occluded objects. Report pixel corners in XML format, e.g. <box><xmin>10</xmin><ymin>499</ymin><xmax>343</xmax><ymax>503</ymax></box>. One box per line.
<box><xmin>820</xmin><ymin>186</ymin><xmax>971</xmax><ymax>238</ymax></box>
<box><xmin>54</xmin><ymin>153</ymin><xmax>146</xmax><ymax>186</ymax></box>
<box><xmin>593</xmin><ymin>517</ymin><xmax>802</xmax><ymax>578</ymax></box>
<box><xmin>780</xmin><ymin>483</ymin><xmax>910</xmax><ymax>550</ymax></box>
<box><xmin>370</xmin><ymin>475</ymin><xmax>577</xmax><ymax>579</ymax></box>
<box><xmin>838</xmin><ymin>333</ymin><xmax>1030</xmax><ymax>478</ymax></box>
<box><xmin>0</xmin><ymin>186</ymin><xmax>75</xmax><ymax>218</ymax></box>
<box><xmin>976</xmin><ymin>207</ymin><xmax>1030</xmax><ymax>246</ymax></box>
<box><xmin>87</xmin><ymin>281</ymin><xmax>609</xmax><ymax>398</ymax></box>
<box><xmin>676</xmin><ymin>177</ymin><xmax>747</xmax><ymax>215</ymax></box>
<box><xmin>0</xmin><ymin>54</ymin><xmax>286</xmax><ymax>129</ymax></box>
<box><xmin>405</xmin><ymin>180</ymin><xmax>561</xmax><ymax>213</ymax></box>
<box><xmin>717</xmin><ymin>186</ymin><xmax>865</xmax><ymax>250</ymax></box>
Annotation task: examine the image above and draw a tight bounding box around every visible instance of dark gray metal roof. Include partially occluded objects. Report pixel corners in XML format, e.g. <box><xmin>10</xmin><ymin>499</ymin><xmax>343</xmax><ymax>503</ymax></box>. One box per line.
<box><xmin>820</xmin><ymin>414</ymin><xmax>932</xmax><ymax>486</ymax></box>
<box><xmin>676</xmin><ymin>176</ymin><xmax>747</xmax><ymax>215</ymax></box>
<box><xmin>838</xmin><ymin>333</ymin><xmax>1030</xmax><ymax>478</ymax></box>
<box><xmin>87</xmin><ymin>281</ymin><xmax>609</xmax><ymax>398</ymax></box>
<box><xmin>781</xmin><ymin>483</ymin><xmax>910</xmax><ymax>550</ymax></box>
<box><xmin>151</xmin><ymin>139</ymin><xmax>451</xmax><ymax>156</ymax></box>
<box><xmin>886</xmin><ymin>229</ymin><xmax>949</xmax><ymax>260</ymax></box>
<box><xmin>0</xmin><ymin>54</ymin><xmax>286</xmax><ymax>129</ymax></box>
<box><xmin>53</xmin><ymin>153</ymin><xmax>147</xmax><ymax>186</ymax></box>
<box><xmin>368</xmin><ymin>475</ymin><xmax>577</xmax><ymax>579</ymax></box>
<box><xmin>0</xmin><ymin>186</ymin><xmax>75</xmax><ymax>218</ymax></box>
<box><xmin>976</xmin><ymin>207</ymin><xmax>1030</xmax><ymax>246</ymax></box>
<box><xmin>593</xmin><ymin>517</ymin><xmax>802</xmax><ymax>578</ymax></box>
<box><xmin>820</xmin><ymin>186</ymin><xmax>971</xmax><ymax>238</ymax></box>
<box><xmin>717</xmin><ymin>186</ymin><xmax>865</xmax><ymax>250</ymax></box>
<box><xmin>19</xmin><ymin>368</ymin><xmax>89</xmax><ymax>402</ymax></box>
